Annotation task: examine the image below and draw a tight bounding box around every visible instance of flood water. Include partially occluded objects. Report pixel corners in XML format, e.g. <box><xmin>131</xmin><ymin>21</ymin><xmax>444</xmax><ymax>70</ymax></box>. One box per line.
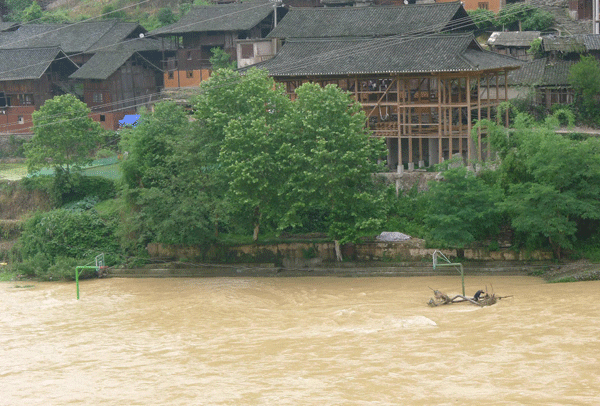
<box><xmin>1</xmin><ymin>276</ymin><xmax>599</xmax><ymax>405</ymax></box>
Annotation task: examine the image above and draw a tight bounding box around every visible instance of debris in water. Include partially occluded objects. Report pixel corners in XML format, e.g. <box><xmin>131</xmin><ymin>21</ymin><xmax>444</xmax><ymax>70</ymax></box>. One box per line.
<box><xmin>427</xmin><ymin>286</ymin><xmax>512</xmax><ymax>307</ymax></box>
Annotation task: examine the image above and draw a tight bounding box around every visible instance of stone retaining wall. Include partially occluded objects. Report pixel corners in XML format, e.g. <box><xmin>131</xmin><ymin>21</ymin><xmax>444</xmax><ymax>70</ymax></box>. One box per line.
<box><xmin>147</xmin><ymin>239</ymin><xmax>553</xmax><ymax>266</ymax></box>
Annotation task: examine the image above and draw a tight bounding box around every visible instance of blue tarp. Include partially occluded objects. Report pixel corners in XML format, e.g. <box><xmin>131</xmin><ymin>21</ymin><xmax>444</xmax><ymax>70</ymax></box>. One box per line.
<box><xmin>119</xmin><ymin>115</ymin><xmax>140</xmax><ymax>127</ymax></box>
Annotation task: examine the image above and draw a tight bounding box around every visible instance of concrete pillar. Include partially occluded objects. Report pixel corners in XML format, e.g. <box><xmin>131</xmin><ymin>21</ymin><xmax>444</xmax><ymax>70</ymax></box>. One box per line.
<box><xmin>428</xmin><ymin>138</ymin><xmax>439</xmax><ymax>165</ymax></box>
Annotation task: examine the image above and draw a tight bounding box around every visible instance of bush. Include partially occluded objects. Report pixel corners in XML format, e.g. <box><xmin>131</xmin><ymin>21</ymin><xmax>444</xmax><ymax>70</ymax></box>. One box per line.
<box><xmin>21</xmin><ymin>173</ymin><xmax>116</xmax><ymax>206</ymax></box>
<box><xmin>45</xmin><ymin>256</ymin><xmax>94</xmax><ymax>281</ymax></box>
<box><xmin>13</xmin><ymin>252</ymin><xmax>51</xmax><ymax>277</ymax></box>
<box><xmin>19</xmin><ymin>207</ymin><xmax>120</xmax><ymax>265</ymax></box>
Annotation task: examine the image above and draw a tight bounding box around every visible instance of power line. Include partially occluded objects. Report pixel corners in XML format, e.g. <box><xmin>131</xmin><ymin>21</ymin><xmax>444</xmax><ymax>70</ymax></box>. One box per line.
<box><xmin>0</xmin><ymin>1</ymin><xmax>556</xmax><ymax>133</ymax></box>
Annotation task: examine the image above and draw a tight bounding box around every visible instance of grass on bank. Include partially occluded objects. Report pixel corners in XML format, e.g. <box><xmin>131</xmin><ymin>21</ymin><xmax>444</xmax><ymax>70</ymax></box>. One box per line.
<box><xmin>0</xmin><ymin>163</ymin><xmax>28</xmax><ymax>181</ymax></box>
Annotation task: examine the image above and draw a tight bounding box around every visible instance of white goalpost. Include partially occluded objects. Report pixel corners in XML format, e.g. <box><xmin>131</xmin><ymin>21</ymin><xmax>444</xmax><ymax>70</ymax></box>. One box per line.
<box><xmin>432</xmin><ymin>250</ymin><xmax>465</xmax><ymax>296</ymax></box>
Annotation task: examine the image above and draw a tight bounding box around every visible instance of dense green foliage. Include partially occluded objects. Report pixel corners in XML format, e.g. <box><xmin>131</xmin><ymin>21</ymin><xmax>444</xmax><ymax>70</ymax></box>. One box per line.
<box><xmin>569</xmin><ymin>56</ymin><xmax>600</xmax><ymax>125</ymax></box>
<box><xmin>475</xmin><ymin>112</ymin><xmax>600</xmax><ymax>257</ymax></box>
<box><xmin>424</xmin><ymin>165</ymin><xmax>503</xmax><ymax>248</ymax></box>
<box><xmin>276</xmin><ymin>83</ymin><xmax>387</xmax><ymax>244</ymax></box>
<box><xmin>468</xmin><ymin>5</ymin><xmax>554</xmax><ymax>32</ymax></box>
<box><xmin>120</xmin><ymin>102</ymin><xmax>219</xmax><ymax>247</ymax></box>
<box><xmin>209</xmin><ymin>48</ymin><xmax>237</xmax><ymax>70</ymax></box>
<box><xmin>26</xmin><ymin>94</ymin><xmax>103</xmax><ymax>205</ymax></box>
<box><xmin>14</xmin><ymin>205</ymin><xmax>120</xmax><ymax>280</ymax></box>
<box><xmin>189</xmin><ymin>69</ymin><xmax>387</xmax><ymax>246</ymax></box>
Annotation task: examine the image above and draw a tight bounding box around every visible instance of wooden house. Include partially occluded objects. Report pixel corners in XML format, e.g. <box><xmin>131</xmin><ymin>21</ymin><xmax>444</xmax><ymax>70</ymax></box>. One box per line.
<box><xmin>254</xmin><ymin>3</ymin><xmax>521</xmax><ymax>170</ymax></box>
<box><xmin>69</xmin><ymin>40</ymin><xmax>164</xmax><ymax>131</ymax></box>
<box><xmin>542</xmin><ymin>34</ymin><xmax>600</xmax><ymax>60</ymax></box>
<box><xmin>149</xmin><ymin>0</ymin><xmax>283</xmax><ymax>88</ymax></box>
<box><xmin>0</xmin><ymin>47</ymin><xmax>78</xmax><ymax>135</ymax></box>
<box><xmin>487</xmin><ymin>31</ymin><xmax>541</xmax><ymax>61</ymax></box>
<box><xmin>508</xmin><ymin>57</ymin><xmax>576</xmax><ymax>109</ymax></box>
<box><xmin>0</xmin><ymin>20</ymin><xmax>161</xmax><ymax>132</ymax></box>
<box><xmin>0</xmin><ymin>20</ymin><xmax>146</xmax><ymax>66</ymax></box>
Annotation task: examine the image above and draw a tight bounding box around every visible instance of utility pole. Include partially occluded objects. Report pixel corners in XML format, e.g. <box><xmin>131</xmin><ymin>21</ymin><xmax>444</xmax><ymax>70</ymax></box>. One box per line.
<box><xmin>595</xmin><ymin>0</ymin><xmax>599</xmax><ymax>34</ymax></box>
<box><xmin>271</xmin><ymin>0</ymin><xmax>282</xmax><ymax>28</ymax></box>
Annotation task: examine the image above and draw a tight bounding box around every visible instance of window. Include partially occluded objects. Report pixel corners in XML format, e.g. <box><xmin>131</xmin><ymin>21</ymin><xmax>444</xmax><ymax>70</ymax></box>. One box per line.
<box><xmin>187</xmin><ymin>51</ymin><xmax>192</xmax><ymax>60</ymax></box>
<box><xmin>17</xmin><ymin>115</ymin><xmax>24</xmax><ymax>124</ymax></box>
<box><xmin>478</xmin><ymin>2</ymin><xmax>489</xmax><ymax>9</ymax></box>
<box><xmin>186</xmin><ymin>70</ymin><xmax>194</xmax><ymax>78</ymax></box>
<box><xmin>168</xmin><ymin>71</ymin><xmax>174</xmax><ymax>79</ymax></box>
<box><xmin>93</xmin><ymin>92</ymin><xmax>103</xmax><ymax>103</ymax></box>
<box><xmin>241</xmin><ymin>44</ymin><xmax>254</xmax><ymax>59</ymax></box>
<box><xmin>18</xmin><ymin>94</ymin><xmax>33</xmax><ymax>105</ymax></box>
<box><xmin>100</xmin><ymin>115</ymin><xmax>106</xmax><ymax>122</ymax></box>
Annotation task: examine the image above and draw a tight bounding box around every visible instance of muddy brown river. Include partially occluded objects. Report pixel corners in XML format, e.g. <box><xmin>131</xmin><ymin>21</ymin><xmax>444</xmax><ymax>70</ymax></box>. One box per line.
<box><xmin>1</xmin><ymin>276</ymin><xmax>599</xmax><ymax>405</ymax></box>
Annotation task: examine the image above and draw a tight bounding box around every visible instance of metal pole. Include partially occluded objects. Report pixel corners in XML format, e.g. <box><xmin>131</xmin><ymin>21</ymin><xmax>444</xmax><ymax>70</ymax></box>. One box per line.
<box><xmin>76</xmin><ymin>266</ymin><xmax>80</xmax><ymax>300</ymax></box>
<box><xmin>75</xmin><ymin>266</ymin><xmax>100</xmax><ymax>300</ymax></box>
<box><xmin>595</xmin><ymin>0</ymin><xmax>599</xmax><ymax>35</ymax></box>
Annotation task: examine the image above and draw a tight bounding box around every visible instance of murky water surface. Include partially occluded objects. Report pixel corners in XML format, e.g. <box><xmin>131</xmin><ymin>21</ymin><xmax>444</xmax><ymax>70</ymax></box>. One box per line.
<box><xmin>1</xmin><ymin>276</ymin><xmax>599</xmax><ymax>405</ymax></box>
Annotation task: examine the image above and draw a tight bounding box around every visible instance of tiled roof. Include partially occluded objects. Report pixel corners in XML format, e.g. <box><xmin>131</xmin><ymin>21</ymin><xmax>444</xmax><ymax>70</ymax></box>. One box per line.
<box><xmin>0</xmin><ymin>20</ymin><xmax>144</xmax><ymax>53</ymax></box>
<box><xmin>267</xmin><ymin>2</ymin><xmax>471</xmax><ymax>39</ymax></box>
<box><xmin>509</xmin><ymin>57</ymin><xmax>576</xmax><ymax>86</ymax></box>
<box><xmin>249</xmin><ymin>34</ymin><xmax>522</xmax><ymax>76</ymax></box>
<box><xmin>0</xmin><ymin>22</ymin><xmax>19</xmax><ymax>32</ymax></box>
<box><xmin>69</xmin><ymin>51</ymin><xmax>136</xmax><ymax>80</ymax></box>
<box><xmin>70</xmin><ymin>39</ymin><xmax>163</xmax><ymax>80</ymax></box>
<box><xmin>542</xmin><ymin>34</ymin><xmax>600</xmax><ymax>53</ymax></box>
<box><xmin>0</xmin><ymin>47</ymin><xmax>73</xmax><ymax>80</ymax></box>
<box><xmin>487</xmin><ymin>31</ymin><xmax>541</xmax><ymax>47</ymax></box>
<box><xmin>149</xmin><ymin>0</ymin><xmax>274</xmax><ymax>36</ymax></box>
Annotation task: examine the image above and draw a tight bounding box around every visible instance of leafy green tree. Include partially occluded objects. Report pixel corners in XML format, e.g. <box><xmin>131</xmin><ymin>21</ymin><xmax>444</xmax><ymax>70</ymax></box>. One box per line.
<box><xmin>209</xmin><ymin>47</ymin><xmax>236</xmax><ymax>70</ymax></box>
<box><xmin>41</xmin><ymin>9</ymin><xmax>71</xmax><ymax>23</ymax></box>
<box><xmin>194</xmin><ymin>68</ymin><xmax>290</xmax><ymax>240</ymax></box>
<box><xmin>527</xmin><ymin>38</ymin><xmax>544</xmax><ymax>59</ymax></box>
<box><xmin>569</xmin><ymin>55</ymin><xmax>600</xmax><ymax>125</ymax></box>
<box><xmin>19</xmin><ymin>207</ymin><xmax>120</xmax><ymax>266</ymax></box>
<box><xmin>522</xmin><ymin>9</ymin><xmax>554</xmax><ymax>31</ymax></box>
<box><xmin>157</xmin><ymin>7</ymin><xmax>177</xmax><ymax>25</ymax></box>
<box><xmin>22</xmin><ymin>1</ymin><xmax>42</xmax><ymax>21</ymax></box>
<box><xmin>278</xmin><ymin>83</ymin><xmax>387</xmax><ymax>259</ymax></box>
<box><xmin>467</xmin><ymin>8</ymin><xmax>495</xmax><ymax>31</ymax></box>
<box><xmin>101</xmin><ymin>4</ymin><xmax>127</xmax><ymax>20</ymax></box>
<box><xmin>424</xmin><ymin>165</ymin><xmax>503</xmax><ymax>248</ymax></box>
<box><xmin>4</xmin><ymin>0</ymin><xmax>33</xmax><ymax>21</ymax></box>
<box><xmin>482</xmin><ymin>112</ymin><xmax>600</xmax><ymax>257</ymax></box>
<box><xmin>497</xmin><ymin>3</ymin><xmax>530</xmax><ymax>30</ymax></box>
<box><xmin>26</xmin><ymin>94</ymin><xmax>101</xmax><ymax>204</ymax></box>
<box><xmin>120</xmin><ymin>101</ymin><xmax>219</xmax><ymax>246</ymax></box>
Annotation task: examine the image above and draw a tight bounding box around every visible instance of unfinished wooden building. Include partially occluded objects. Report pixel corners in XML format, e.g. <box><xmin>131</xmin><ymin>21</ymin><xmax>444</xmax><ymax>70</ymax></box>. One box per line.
<box><xmin>256</xmin><ymin>3</ymin><xmax>522</xmax><ymax>170</ymax></box>
<box><xmin>255</xmin><ymin>35</ymin><xmax>521</xmax><ymax>169</ymax></box>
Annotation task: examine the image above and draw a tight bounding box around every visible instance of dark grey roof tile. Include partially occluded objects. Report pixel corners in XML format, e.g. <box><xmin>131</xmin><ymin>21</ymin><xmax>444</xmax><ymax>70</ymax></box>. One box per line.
<box><xmin>149</xmin><ymin>0</ymin><xmax>274</xmax><ymax>36</ymax></box>
<box><xmin>267</xmin><ymin>2</ymin><xmax>471</xmax><ymax>39</ymax></box>
<box><xmin>250</xmin><ymin>34</ymin><xmax>521</xmax><ymax>76</ymax></box>
<box><xmin>487</xmin><ymin>31</ymin><xmax>541</xmax><ymax>47</ymax></box>
<box><xmin>508</xmin><ymin>57</ymin><xmax>576</xmax><ymax>86</ymax></box>
<box><xmin>0</xmin><ymin>47</ymin><xmax>71</xmax><ymax>80</ymax></box>
<box><xmin>0</xmin><ymin>20</ymin><xmax>143</xmax><ymax>53</ymax></box>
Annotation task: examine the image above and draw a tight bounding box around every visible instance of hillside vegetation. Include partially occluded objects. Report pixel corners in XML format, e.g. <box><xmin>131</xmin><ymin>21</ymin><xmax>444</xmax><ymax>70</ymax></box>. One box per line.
<box><xmin>3</xmin><ymin>0</ymin><xmax>205</xmax><ymax>31</ymax></box>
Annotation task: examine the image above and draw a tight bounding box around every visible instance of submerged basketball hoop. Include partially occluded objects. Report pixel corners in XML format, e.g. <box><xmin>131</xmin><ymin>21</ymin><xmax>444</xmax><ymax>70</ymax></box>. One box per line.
<box><xmin>432</xmin><ymin>250</ymin><xmax>465</xmax><ymax>296</ymax></box>
<box><xmin>75</xmin><ymin>254</ymin><xmax>105</xmax><ymax>300</ymax></box>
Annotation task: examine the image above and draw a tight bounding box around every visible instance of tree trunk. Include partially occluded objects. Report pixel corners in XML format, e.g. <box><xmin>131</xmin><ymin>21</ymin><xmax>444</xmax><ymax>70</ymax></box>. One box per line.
<box><xmin>252</xmin><ymin>206</ymin><xmax>261</xmax><ymax>242</ymax></box>
<box><xmin>334</xmin><ymin>240</ymin><xmax>343</xmax><ymax>262</ymax></box>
